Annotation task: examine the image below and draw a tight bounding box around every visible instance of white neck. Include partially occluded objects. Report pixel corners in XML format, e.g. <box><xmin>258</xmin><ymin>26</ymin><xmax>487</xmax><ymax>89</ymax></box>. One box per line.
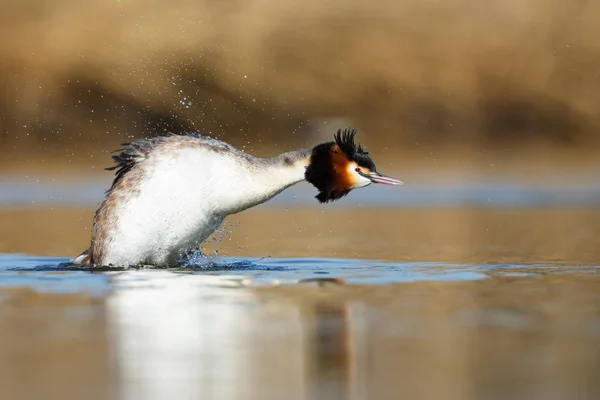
<box><xmin>226</xmin><ymin>149</ymin><xmax>312</xmax><ymax>214</ymax></box>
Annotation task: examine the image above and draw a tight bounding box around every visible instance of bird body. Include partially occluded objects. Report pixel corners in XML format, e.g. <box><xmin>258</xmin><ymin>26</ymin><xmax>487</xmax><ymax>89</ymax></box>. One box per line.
<box><xmin>72</xmin><ymin>129</ymin><xmax>401</xmax><ymax>267</ymax></box>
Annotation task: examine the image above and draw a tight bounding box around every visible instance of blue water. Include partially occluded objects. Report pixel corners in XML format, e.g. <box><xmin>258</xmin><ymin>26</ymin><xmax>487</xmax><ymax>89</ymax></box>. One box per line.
<box><xmin>2</xmin><ymin>178</ymin><xmax>600</xmax><ymax>208</ymax></box>
<box><xmin>1</xmin><ymin>254</ymin><xmax>599</xmax><ymax>296</ymax></box>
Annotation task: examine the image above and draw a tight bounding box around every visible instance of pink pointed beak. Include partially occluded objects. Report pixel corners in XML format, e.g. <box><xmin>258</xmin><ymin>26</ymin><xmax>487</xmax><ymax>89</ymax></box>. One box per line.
<box><xmin>367</xmin><ymin>172</ymin><xmax>403</xmax><ymax>185</ymax></box>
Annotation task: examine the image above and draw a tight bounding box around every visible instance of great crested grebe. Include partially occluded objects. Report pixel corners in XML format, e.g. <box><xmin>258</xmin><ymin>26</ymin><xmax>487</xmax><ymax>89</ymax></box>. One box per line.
<box><xmin>71</xmin><ymin>128</ymin><xmax>402</xmax><ymax>267</ymax></box>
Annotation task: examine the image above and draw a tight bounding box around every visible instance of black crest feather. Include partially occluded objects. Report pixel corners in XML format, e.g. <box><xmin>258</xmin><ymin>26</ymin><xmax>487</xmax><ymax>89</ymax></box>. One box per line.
<box><xmin>334</xmin><ymin>128</ymin><xmax>376</xmax><ymax>171</ymax></box>
<box><xmin>334</xmin><ymin>128</ymin><xmax>367</xmax><ymax>157</ymax></box>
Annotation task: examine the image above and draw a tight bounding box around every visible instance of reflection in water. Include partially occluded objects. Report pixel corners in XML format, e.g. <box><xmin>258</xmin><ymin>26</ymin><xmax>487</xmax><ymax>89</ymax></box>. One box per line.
<box><xmin>1</xmin><ymin>268</ymin><xmax>599</xmax><ymax>399</ymax></box>
<box><xmin>107</xmin><ymin>272</ymin><xmax>367</xmax><ymax>400</ymax></box>
<box><xmin>308</xmin><ymin>304</ymin><xmax>351</xmax><ymax>400</ymax></box>
<box><xmin>107</xmin><ymin>272</ymin><xmax>307</xmax><ymax>400</ymax></box>
<box><xmin>108</xmin><ymin>273</ymin><xmax>362</xmax><ymax>400</ymax></box>
<box><xmin>105</xmin><ymin>272</ymin><xmax>600</xmax><ymax>400</ymax></box>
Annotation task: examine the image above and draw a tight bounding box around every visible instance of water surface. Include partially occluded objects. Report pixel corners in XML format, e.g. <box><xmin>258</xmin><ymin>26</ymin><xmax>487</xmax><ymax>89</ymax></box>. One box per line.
<box><xmin>2</xmin><ymin>254</ymin><xmax>600</xmax><ymax>293</ymax></box>
<box><xmin>1</xmin><ymin>207</ymin><xmax>600</xmax><ymax>399</ymax></box>
<box><xmin>1</xmin><ymin>253</ymin><xmax>600</xmax><ymax>400</ymax></box>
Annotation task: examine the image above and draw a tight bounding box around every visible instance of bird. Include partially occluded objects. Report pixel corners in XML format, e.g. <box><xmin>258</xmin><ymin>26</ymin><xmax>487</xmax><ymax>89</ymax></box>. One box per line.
<box><xmin>71</xmin><ymin>128</ymin><xmax>402</xmax><ymax>267</ymax></box>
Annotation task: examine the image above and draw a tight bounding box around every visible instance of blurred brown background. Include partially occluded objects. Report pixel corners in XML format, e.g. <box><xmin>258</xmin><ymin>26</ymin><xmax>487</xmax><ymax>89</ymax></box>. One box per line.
<box><xmin>1</xmin><ymin>0</ymin><xmax>599</xmax><ymax>174</ymax></box>
<box><xmin>1</xmin><ymin>5</ymin><xmax>600</xmax><ymax>398</ymax></box>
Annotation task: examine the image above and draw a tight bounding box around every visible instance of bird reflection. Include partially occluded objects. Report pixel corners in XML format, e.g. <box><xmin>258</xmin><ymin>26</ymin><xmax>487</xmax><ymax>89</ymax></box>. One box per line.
<box><xmin>307</xmin><ymin>303</ymin><xmax>353</xmax><ymax>400</ymax></box>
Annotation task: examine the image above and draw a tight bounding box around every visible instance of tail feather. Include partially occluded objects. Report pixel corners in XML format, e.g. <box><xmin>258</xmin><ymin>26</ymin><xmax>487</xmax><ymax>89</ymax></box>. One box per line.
<box><xmin>71</xmin><ymin>248</ymin><xmax>92</xmax><ymax>266</ymax></box>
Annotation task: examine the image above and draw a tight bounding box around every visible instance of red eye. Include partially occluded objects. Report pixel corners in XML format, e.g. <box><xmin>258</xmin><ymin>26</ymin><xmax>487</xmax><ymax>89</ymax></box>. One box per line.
<box><xmin>355</xmin><ymin>167</ymin><xmax>361</xmax><ymax>172</ymax></box>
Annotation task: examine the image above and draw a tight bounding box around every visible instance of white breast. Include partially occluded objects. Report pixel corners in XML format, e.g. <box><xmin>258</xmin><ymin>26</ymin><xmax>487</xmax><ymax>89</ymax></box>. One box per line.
<box><xmin>99</xmin><ymin>145</ymin><xmax>304</xmax><ymax>267</ymax></box>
